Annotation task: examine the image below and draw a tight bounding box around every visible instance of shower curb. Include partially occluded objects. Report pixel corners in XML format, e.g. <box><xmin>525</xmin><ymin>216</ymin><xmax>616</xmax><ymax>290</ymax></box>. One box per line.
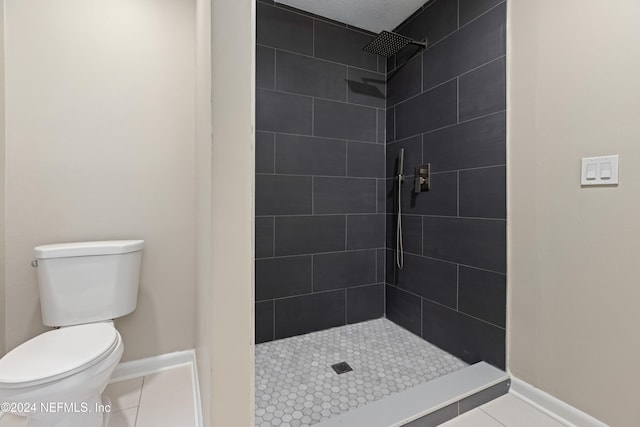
<box><xmin>314</xmin><ymin>362</ymin><xmax>509</xmax><ymax>427</ymax></box>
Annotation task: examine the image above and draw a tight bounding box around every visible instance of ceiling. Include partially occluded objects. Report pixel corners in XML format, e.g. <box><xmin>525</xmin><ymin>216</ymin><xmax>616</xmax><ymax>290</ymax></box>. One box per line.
<box><xmin>275</xmin><ymin>0</ymin><xmax>427</xmax><ymax>34</ymax></box>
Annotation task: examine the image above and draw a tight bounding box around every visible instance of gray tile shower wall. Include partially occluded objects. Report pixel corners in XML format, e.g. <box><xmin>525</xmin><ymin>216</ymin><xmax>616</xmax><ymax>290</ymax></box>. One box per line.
<box><xmin>255</xmin><ymin>1</ymin><xmax>386</xmax><ymax>343</ymax></box>
<box><xmin>385</xmin><ymin>0</ymin><xmax>507</xmax><ymax>369</ymax></box>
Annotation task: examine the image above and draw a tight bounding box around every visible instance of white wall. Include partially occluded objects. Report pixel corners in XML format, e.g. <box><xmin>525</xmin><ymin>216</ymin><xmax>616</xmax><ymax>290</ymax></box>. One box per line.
<box><xmin>202</xmin><ymin>0</ymin><xmax>255</xmax><ymax>425</ymax></box>
<box><xmin>4</xmin><ymin>0</ymin><xmax>197</xmax><ymax>361</ymax></box>
<box><xmin>0</xmin><ymin>0</ymin><xmax>6</xmax><ymax>356</ymax></box>
<box><xmin>195</xmin><ymin>0</ymin><xmax>212</xmax><ymax>424</ymax></box>
<box><xmin>508</xmin><ymin>1</ymin><xmax>640</xmax><ymax>425</ymax></box>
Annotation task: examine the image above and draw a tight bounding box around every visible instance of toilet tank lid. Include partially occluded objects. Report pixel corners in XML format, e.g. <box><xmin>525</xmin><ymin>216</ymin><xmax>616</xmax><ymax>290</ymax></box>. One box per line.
<box><xmin>34</xmin><ymin>240</ymin><xmax>144</xmax><ymax>259</ymax></box>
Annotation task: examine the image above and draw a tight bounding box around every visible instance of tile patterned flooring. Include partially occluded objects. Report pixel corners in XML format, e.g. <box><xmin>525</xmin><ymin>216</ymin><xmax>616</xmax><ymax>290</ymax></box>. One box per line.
<box><xmin>441</xmin><ymin>394</ymin><xmax>567</xmax><ymax>427</ymax></box>
<box><xmin>255</xmin><ymin>318</ymin><xmax>467</xmax><ymax>427</ymax></box>
<box><xmin>0</xmin><ymin>364</ymin><xmax>197</xmax><ymax>427</ymax></box>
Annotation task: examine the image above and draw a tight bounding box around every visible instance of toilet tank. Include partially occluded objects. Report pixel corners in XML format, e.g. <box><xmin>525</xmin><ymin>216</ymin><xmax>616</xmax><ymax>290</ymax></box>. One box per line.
<box><xmin>33</xmin><ymin>240</ymin><xmax>144</xmax><ymax>327</ymax></box>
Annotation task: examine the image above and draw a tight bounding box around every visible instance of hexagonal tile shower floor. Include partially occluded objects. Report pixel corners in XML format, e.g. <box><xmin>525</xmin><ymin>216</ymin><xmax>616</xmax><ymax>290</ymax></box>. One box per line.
<box><xmin>255</xmin><ymin>318</ymin><xmax>467</xmax><ymax>427</ymax></box>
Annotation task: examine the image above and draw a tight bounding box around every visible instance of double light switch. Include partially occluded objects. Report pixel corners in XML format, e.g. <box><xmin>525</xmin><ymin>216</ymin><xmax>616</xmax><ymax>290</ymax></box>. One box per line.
<box><xmin>581</xmin><ymin>155</ymin><xmax>619</xmax><ymax>186</ymax></box>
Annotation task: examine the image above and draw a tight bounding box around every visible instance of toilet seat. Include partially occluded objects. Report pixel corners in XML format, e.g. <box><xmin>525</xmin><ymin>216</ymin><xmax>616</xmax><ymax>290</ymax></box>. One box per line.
<box><xmin>0</xmin><ymin>323</ymin><xmax>119</xmax><ymax>389</ymax></box>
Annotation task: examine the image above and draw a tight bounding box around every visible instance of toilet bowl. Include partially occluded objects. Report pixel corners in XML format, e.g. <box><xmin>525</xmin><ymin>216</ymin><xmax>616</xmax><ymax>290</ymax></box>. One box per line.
<box><xmin>0</xmin><ymin>322</ymin><xmax>123</xmax><ymax>427</ymax></box>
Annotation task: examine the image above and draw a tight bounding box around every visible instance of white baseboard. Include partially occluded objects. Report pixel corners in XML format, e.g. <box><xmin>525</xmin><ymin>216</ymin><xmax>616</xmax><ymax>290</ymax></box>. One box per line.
<box><xmin>111</xmin><ymin>349</ymin><xmax>203</xmax><ymax>427</ymax></box>
<box><xmin>510</xmin><ymin>377</ymin><xmax>609</xmax><ymax>427</ymax></box>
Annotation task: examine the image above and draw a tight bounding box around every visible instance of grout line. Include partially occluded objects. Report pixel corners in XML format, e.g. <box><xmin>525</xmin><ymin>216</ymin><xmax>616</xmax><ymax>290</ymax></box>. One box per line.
<box><xmin>457</xmin><ymin>0</ymin><xmax>460</xmax><ymax>28</ymax></box>
<box><xmin>457</xmin><ymin>170</ymin><xmax>460</xmax><ymax>217</ymax></box>
<box><xmin>272</xmin><ymin>133</ymin><xmax>276</xmax><ymax>173</ymax></box>
<box><xmin>417</xmin><ymin>1</ymin><xmax>505</xmax><ymax>55</ymax></box>
<box><xmin>456</xmin><ymin>77</ymin><xmax>460</xmax><ymax>123</ymax></box>
<box><xmin>420</xmin><ymin>297</ymin><xmax>424</xmax><ymax>337</ymax></box>
<box><xmin>272</xmin><ymin>299</ymin><xmax>276</xmax><ymax>341</ymax></box>
<box><xmin>345</xmin><ymin>140</ymin><xmax>349</xmax><ymax>177</ymax></box>
<box><xmin>312</xmin><ymin>19</ymin><xmax>315</xmax><ymax>57</ymax></box>
<box><xmin>259</xmin><ymin>84</ymin><xmax>381</xmax><ymax>112</ymax></box>
<box><xmin>272</xmin><ymin>48</ymin><xmax>277</xmax><ymax>90</ymax></box>
<box><xmin>344</xmin><ymin>215</ymin><xmax>348</xmax><ymax>250</ymax></box>
<box><xmin>311</xmin><ymin>98</ymin><xmax>315</xmax><ymax>136</ymax></box>
<box><xmin>259</xmin><ymin>130</ymin><xmax>383</xmax><ymax>145</ymax></box>
<box><xmin>256</xmin><ymin>212</ymin><xmax>386</xmax><ymax>219</ymax></box>
<box><xmin>386</xmin><ymin>283</ymin><xmax>506</xmax><ymax>330</ymax></box>
<box><xmin>311</xmin><ymin>176</ymin><xmax>315</xmax><ymax>214</ymax></box>
<box><xmin>257</xmin><ymin>43</ymin><xmax>382</xmax><ymax>75</ymax></box>
<box><xmin>258</xmin><ymin>282</ymin><xmax>385</xmax><ymax>304</ymax></box>
<box><xmin>256</xmin><ymin>248</ymin><xmax>384</xmax><ymax>261</ymax></box>
<box><xmin>389</xmin><ymin>54</ymin><xmax>507</xmax><ymax>110</ymax></box>
<box><xmin>272</xmin><ymin>216</ymin><xmax>276</xmax><ymax>256</ymax></box>
<box><xmin>456</xmin><ymin>264</ymin><xmax>459</xmax><ymax>310</ymax></box>
<box><xmin>133</xmin><ymin>377</ymin><xmax>144</xmax><ymax>426</ymax></box>
<box><xmin>344</xmin><ymin>288</ymin><xmax>348</xmax><ymax>323</ymax></box>
<box><xmin>480</xmin><ymin>408</ymin><xmax>509</xmax><ymax>427</ymax></box>
<box><xmin>311</xmin><ymin>255</ymin><xmax>314</xmax><ymax>292</ymax></box>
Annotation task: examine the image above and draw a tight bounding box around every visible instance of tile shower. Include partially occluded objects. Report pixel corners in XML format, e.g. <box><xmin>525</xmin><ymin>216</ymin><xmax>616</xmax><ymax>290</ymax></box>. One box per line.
<box><xmin>255</xmin><ymin>0</ymin><xmax>507</xmax><ymax>425</ymax></box>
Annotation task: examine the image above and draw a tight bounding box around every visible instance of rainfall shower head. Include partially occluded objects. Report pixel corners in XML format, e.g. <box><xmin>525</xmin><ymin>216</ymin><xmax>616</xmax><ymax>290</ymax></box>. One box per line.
<box><xmin>363</xmin><ymin>31</ymin><xmax>427</xmax><ymax>57</ymax></box>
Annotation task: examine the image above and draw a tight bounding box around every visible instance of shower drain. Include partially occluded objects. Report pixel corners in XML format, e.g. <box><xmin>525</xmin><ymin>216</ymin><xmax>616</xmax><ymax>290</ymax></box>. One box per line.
<box><xmin>331</xmin><ymin>362</ymin><xmax>353</xmax><ymax>375</ymax></box>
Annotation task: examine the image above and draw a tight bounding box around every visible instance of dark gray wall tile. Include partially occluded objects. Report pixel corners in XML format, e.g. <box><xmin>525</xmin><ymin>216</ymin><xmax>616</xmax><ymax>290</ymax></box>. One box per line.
<box><xmin>347</xmin><ymin>68</ymin><xmax>386</xmax><ymax>108</ymax></box>
<box><xmin>395</xmin><ymin>80</ymin><xmax>457</xmax><ymax>140</ymax></box>
<box><xmin>459</xmin><ymin>380</ymin><xmax>510</xmax><ymax>414</ymax></box>
<box><xmin>402</xmin><ymin>403</ymin><xmax>458</xmax><ymax>427</ymax></box>
<box><xmin>422</xmin><ymin>3</ymin><xmax>506</xmax><ymax>91</ymax></box>
<box><xmin>314</xmin><ymin>177</ymin><xmax>377</xmax><ymax>214</ymax></box>
<box><xmin>387</xmin><ymin>54</ymin><xmax>422</xmax><ymax>107</ymax></box>
<box><xmin>276</xmin><ymin>50</ymin><xmax>347</xmax><ymax>101</ymax></box>
<box><xmin>275</xmin><ymin>290</ymin><xmax>345</xmax><ymax>339</ymax></box>
<box><xmin>396</xmin><ymin>0</ymin><xmax>458</xmax><ymax>66</ymax></box>
<box><xmin>256</xmin><ymin>175</ymin><xmax>312</xmax><ymax>215</ymax></box>
<box><xmin>385</xmin><ymin>249</ymin><xmax>395</xmax><ymax>284</ymax></box>
<box><xmin>275</xmin><ymin>215</ymin><xmax>345</xmax><ymax>256</ymax></box>
<box><xmin>314</xmin><ymin>21</ymin><xmax>378</xmax><ymax>71</ymax></box>
<box><xmin>256</xmin><ymin>89</ymin><xmax>312</xmax><ymax>134</ymax></box>
<box><xmin>256</xmin><ymin>45</ymin><xmax>275</xmax><ymax>89</ymax></box>
<box><xmin>347</xmin><ymin>142</ymin><xmax>385</xmax><ymax>178</ymax></box>
<box><xmin>422</xmin><ymin>299</ymin><xmax>505</xmax><ymax>369</ymax></box>
<box><xmin>257</xmin><ymin>2</ymin><xmax>313</xmax><ymax>55</ymax></box>
<box><xmin>377</xmin><ymin>109</ymin><xmax>386</xmax><ymax>144</ymax></box>
<box><xmin>376</xmin><ymin>249</ymin><xmax>385</xmax><ymax>283</ymax></box>
<box><xmin>386</xmin><ymin>285</ymin><xmax>422</xmax><ymax>336</ymax></box>
<box><xmin>459</xmin><ymin>166</ymin><xmax>506</xmax><ymax>219</ymax></box>
<box><xmin>423</xmin><ymin>217</ymin><xmax>506</xmax><ymax>273</ymax></box>
<box><xmin>395</xmin><ymin>253</ymin><xmax>458</xmax><ymax>308</ymax></box>
<box><xmin>423</xmin><ymin>112</ymin><xmax>506</xmax><ymax>172</ymax></box>
<box><xmin>256</xmin><ymin>256</ymin><xmax>312</xmax><ymax>300</ymax></box>
<box><xmin>347</xmin><ymin>214</ymin><xmax>385</xmax><ymax>250</ymax></box>
<box><xmin>387</xmin><ymin>214</ymin><xmax>422</xmax><ymax>256</ymax></box>
<box><xmin>385</xmin><ymin>178</ymin><xmax>395</xmax><ymax>214</ymax></box>
<box><xmin>459</xmin><ymin>0</ymin><xmax>504</xmax><ymax>26</ymax></box>
<box><xmin>401</xmin><ymin>171</ymin><xmax>458</xmax><ymax>216</ymax></box>
<box><xmin>256</xmin><ymin>131</ymin><xmax>275</xmax><ymax>173</ymax></box>
<box><xmin>314</xmin><ymin>99</ymin><xmax>377</xmax><ymax>142</ymax></box>
<box><xmin>459</xmin><ymin>57</ymin><xmax>506</xmax><ymax>121</ymax></box>
<box><xmin>386</xmin><ymin>107</ymin><xmax>395</xmax><ymax>143</ymax></box>
<box><xmin>314</xmin><ymin>250</ymin><xmax>377</xmax><ymax>291</ymax></box>
<box><xmin>347</xmin><ymin>284</ymin><xmax>385</xmax><ymax>324</ymax></box>
<box><xmin>377</xmin><ymin>179</ymin><xmax>386</xmax><ymax>213</ymax></box>
<box><xmin>458</xmin><ymin>266</ymin><xmax>506</xmax><ymax>327</ymax></box>
<box><xmin>275</xmin><ymin>134</ymin><xmax>346</xmax><ymax>176</ymax></box>
<box><xmin>386</xmin><ymin>136</ymin><xmax>422</xmax><ymax>178</ymax></box>
<box><xmin>255</xmin><ymin>301</ymin><xmax>274</xmax><ymax>344</ymax></box>
<box><xmin>256</xmin><ymin>217</ymin><xmax>274</xmax><ymax>258</ymax></box>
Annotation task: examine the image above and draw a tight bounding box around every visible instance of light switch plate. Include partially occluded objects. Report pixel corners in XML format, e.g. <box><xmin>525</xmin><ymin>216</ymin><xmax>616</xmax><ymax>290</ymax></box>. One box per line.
<box><xmin>581</xmin><ymin>155</ymin><xmax>619</xmax><ymax>186</ymax></box>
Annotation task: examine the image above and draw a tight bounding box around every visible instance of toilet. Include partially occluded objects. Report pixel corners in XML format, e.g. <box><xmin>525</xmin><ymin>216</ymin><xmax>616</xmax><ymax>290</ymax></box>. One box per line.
<box><xmin>0</xmin><ymin>240</ymin><xmax>144</xmax><ymax>427</ymax></box>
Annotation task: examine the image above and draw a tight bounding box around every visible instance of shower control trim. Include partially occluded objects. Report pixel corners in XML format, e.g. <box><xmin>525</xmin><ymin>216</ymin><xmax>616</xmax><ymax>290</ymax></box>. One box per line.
<box><xmin>415</xmin><ymin>164</ymin><xmax>431</xmax><ymax>193</ymax></box>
